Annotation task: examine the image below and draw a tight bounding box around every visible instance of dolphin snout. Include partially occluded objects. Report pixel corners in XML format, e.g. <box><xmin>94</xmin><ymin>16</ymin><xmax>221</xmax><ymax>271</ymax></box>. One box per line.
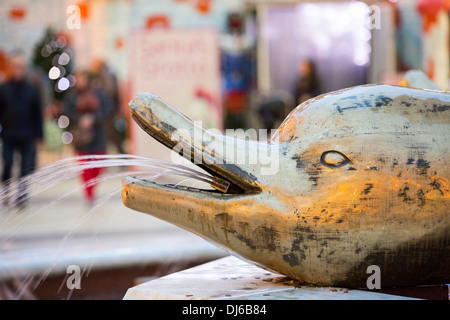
<box><xmin>128</xmin><ymin>93</ymin><xmax>262</xmax><ymax>194</ymax></box>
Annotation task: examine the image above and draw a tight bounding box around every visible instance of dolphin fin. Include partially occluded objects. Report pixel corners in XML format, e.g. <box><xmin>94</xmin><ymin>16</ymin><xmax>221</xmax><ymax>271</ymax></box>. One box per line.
<box><xmin>401</xmin><ymin>70</ymin><xmax>442</xmax><ymax>91</ymax></box>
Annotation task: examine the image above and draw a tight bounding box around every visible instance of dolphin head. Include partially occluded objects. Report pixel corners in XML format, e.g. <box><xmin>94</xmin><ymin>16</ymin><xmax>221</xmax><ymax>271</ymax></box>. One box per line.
<box><xmin>123</xmin><ymin>85</ymin><xmax>450</xmax><ymax>287</ymax></box>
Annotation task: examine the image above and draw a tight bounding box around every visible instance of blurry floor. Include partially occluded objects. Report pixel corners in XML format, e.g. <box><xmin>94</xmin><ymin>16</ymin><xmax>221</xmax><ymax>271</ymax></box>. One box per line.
<box><xmin>0</xmin><ymin>170</ymin><xmax>227</xmax><ymax>299</ymax></box>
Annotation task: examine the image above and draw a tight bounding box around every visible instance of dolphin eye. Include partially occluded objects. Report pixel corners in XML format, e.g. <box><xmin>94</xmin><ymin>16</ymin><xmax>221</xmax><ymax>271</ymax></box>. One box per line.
<box><xmin>321</xmin><ymin>150</ymin><xmax>352</xmax><ymax>168</ymax></box>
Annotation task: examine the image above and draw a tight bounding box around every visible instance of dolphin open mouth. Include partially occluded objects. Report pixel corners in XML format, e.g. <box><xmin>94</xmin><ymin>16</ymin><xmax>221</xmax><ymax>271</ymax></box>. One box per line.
<box><xmin>124</xmin><ymin>93</ymin><xmax>262</xmax><ymax>196</ymax></box>
<box><xmin>121</xmin><ymin>85</ymin><xmax>450</xmax><ymax>288</ymax></box>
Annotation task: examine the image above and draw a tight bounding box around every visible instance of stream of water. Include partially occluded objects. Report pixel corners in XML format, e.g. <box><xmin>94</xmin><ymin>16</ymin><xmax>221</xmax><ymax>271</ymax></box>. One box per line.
<box><xmin>0</xmin><ymin>154</ymin><xmax>214</xmax><ymax>299</ymax></box>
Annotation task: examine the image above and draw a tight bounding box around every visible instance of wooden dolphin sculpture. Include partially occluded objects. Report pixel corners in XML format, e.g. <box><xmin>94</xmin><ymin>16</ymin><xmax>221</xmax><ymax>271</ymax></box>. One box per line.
<box><xmin>122</xmin><ymin>84</ymin><xmax>449</xmax><ymax>288</ymax></box>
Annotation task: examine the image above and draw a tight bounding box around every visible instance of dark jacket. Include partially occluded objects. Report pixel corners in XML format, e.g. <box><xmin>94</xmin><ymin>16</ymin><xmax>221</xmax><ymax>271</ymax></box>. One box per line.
<box><xmin>0</xmin><ymin>80</ymin><xmax>43</xmax><ymax>142</ymax></box>
<box><xmin>64</xmin><ymin>89</ymin><xmax>111</xmax><ymax>153</ymax></box>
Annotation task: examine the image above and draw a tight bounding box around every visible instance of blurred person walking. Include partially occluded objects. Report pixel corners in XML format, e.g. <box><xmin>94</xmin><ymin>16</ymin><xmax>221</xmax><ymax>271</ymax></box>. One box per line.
<box><xmin>293</xmin><ymin>59</ymin><xmax>321</xmax><ymax>106</ymax></box>
<box><xmin>65</xmin><ymin>70</ymin><xmax>111</xmax><ymax>204</ymax></box>
<box><xmin>0</xmin><ymin>52</ymin><xmax>43</xmax><ymax>209</ymax></box>
<box><xmin>92</xmin><ymin>61</ymin><xmax>125</xmax><ymax>154</ymax></box>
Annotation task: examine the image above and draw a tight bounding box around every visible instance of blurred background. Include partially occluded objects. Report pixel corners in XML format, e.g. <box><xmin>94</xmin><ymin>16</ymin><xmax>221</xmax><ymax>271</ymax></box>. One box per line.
<box><xmin>0</xmin><ymin>0</ymin><xmax>448</xmax><ymax>299</ymax></box>
<box><xmin>0</xmin><ymin>0</ymin><xmax>448</xmax><ymax>163</ymax></box>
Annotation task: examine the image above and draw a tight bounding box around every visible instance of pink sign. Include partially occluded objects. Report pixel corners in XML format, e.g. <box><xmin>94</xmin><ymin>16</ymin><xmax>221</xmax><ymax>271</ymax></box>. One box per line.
<box><xmin>128</xmin><ymin>28</ymin><xmax>223</xmax><ymax>160</ymax></box>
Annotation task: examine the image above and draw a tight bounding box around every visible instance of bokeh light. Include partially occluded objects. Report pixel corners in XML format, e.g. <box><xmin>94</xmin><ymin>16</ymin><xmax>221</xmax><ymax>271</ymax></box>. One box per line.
<box><xmin>61</xmin><ymin>131</ymin><xmax>73</xmax><ymax>144</ymax></box>
<box><xmin>57</xmin><ymin>115</ymin><xmax>70</xmax><ymax>129</ymax></box>
<box><xmin>57</xmin><ymin>77</ymin><xmax>70</xmax><ymax>91</ymax></box>
<box><xmin>58</xmin><ymin>52</ymin><xmax>70</xmax><ymax>65</ymax></box>
<box><xmin>48</xmin><ymin>66</ymin><xmax>60</xmax><ymax>80</ymax></box>
<box><xmin>67</xmin><ymin>74</ymin><xmax>76</xmax><ymax>87</ymax></box>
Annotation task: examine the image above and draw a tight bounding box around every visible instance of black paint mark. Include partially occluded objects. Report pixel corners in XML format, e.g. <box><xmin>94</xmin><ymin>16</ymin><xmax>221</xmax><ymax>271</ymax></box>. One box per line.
<box><xmin>401</xmin><ymin>101</ymin><xmax>412</xmax><ymax>107</ymax></box>
<box><xmin>430</xmin><ymin>178</ymin><xmax>445</xmax><ymax>196</ymax></box>
<box><xmin>392</xmin><ymin>159</ymin><xmax>398</xmax><ymax>168</ymax></box>
<box><xmin>375</xmin><ymin>96</ymin><xmax>393</xmax><ymax>107</ymax></box>
<box><xmin>416</xmin><ymin>159</ymin><xmax>430</xmax><ymax>175</ymax></box>
<box><xmin>283</xmin><ymin>253</ymin><xmax>299</xmax><ymax>267</ymax></box>
<box><xmin>362</xmin><ymin>183</ymin><xmax>374</xmax><ymax>195</ymax></box>
<box><xmin>307</xmin><ymin>163</ymin><xmax>322</xmax><ymax>187</ymax></box>
<box><xmin>398</xmin><ymin>186</ymin><xmax>413</xmax><ymax>203</ymax></box>
<box><xmin>291</xmin><ymin>155</ymin><xmax>305</xmax><ymax>169</ymax></box>
<box><xmin>160</xmin><ymin>121</ymin><xmax>177</xmax><ymax>136</ymax></box>
<box><xmin>258</xmin><ymin>226</ymin><xmax>279</xmax><ymax>252</ymax></box>
<box><xmin>215</xmin><ymin>212</ymin><xmax>229</xmax><ymax>220</ymax></box>
<box><xmin>432</xmin><ymin>104</ymin><xmax>450</xmax><ymax>113</ymax></box>
<box><xmin>282</xmin><ymin>225</ymin><xmax>313</xmax><ymax>267</ymax></box>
